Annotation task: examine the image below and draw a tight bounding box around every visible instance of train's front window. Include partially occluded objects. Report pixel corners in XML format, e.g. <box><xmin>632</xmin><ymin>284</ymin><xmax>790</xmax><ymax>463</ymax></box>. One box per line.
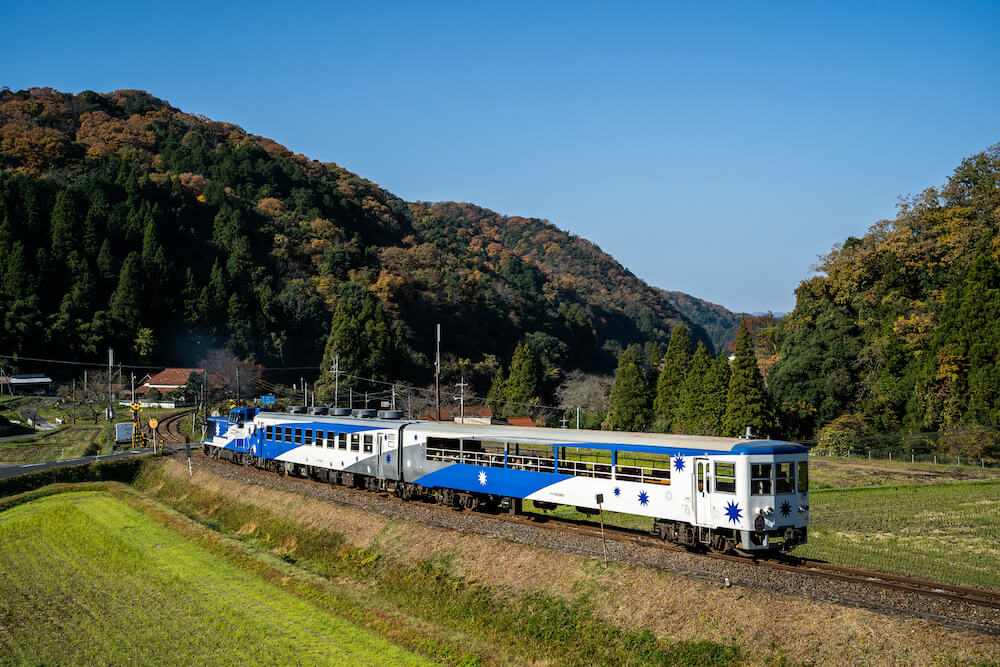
<box><xmin>751</xmin><ymin>463</ymin><xmax>772</xmax><ymax>495</ymax></box>
<box><xmin>797</xmin><ymin>460</ymin><xmax>808</xmax><ymax>493</ymax></box>
<box><xmin>776</xmin><ymin>462</ymin><xmax>795</xmax><ymax>494</ymax></box>
<box><xmin>714</xmin><ymin>462</ymin><xmax>736</xmax><ymax>493</ymax></box>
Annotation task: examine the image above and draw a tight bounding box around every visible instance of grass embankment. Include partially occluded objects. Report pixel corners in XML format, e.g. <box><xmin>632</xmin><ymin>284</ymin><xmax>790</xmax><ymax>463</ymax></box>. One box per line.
<box><xmin>0</xmin><ymin>490</ymin><xmax>430</xmax><ymax>666</ymax></box>
<box><xmin>132</xmin><ymin>462</ymin><xmax>741</xmax><ymax>666</ymax></box>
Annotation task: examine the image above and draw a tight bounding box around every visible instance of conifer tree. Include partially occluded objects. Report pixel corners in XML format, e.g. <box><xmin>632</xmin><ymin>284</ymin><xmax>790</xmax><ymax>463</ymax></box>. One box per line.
<box><xmin>676</xmin><ymin>342</ymin><xmax>710</xmax><ymax>434</ymax></box>
<box><xmin>722</xmin><ymin>320</ymin><xmax>776</xmax><ymax>437</ymax></box>
<box><xmin>653</xmin><ymin>324</ymin><xmax>691</xmax><ymax>431</ymax></box>
<box><xmin>109</xmin><ymin>252</ymin><xmax>142</xmax><ymax>326</ymax></box>
<box><xmin>603</xmin><ymin>347</ymin><xmax>652</xmax><ymax>431</ymax></box>
<box><xmin>504</xmin><ymin>343</ymin><xmax>542</xmax><ymax>417</ymax></box>
<box><xmin>486</xmin><ymin>366</ymin><xmax>506</xmax><ymax>417</ymax></box>
<box><xmin>700</xmin><ymin>353</ymin><xmax>731</xmax><ymax>436</ymax></box>
<box><xmin>49</xmin><ymin>189</ymin><xmax>80</xmax><ymax>262</ymax></box>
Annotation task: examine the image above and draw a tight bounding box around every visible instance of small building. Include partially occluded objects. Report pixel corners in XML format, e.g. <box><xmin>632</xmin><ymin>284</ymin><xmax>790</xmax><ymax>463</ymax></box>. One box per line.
<box><xmin>8</xmin><ymin>374</ymin><xmax>54</xmax><ymax>396</ymax></box>
<box><xmin>133</xmin><ymin>368</ymin><xmax>203</xmax><ymax>407</ymax></box>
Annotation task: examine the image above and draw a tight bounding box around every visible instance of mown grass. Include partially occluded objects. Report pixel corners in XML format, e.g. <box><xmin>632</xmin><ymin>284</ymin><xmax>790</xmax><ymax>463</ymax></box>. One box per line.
<box><xmin>0</xmin><ymin>425</ymin><xmax>105</xmax><ymax>462</ymax></box>
<box><xmin>135</xmin><ymin>462</ymin><xmax>742</xmax><ymax>666</ymax></box>
<box><xmin>0</xmin><ymin>408</ymin><xmax>197</xmax><ymax>464</ymax></box>
<box><xmin>796</xmin><ymin>479</ymin><xmax>1000</xmax><ymax>589</ymax></box>
<box><xmin>0</xmin><ymin>490</ymin><xmax>432</xmax><ymax>666</ymax></box>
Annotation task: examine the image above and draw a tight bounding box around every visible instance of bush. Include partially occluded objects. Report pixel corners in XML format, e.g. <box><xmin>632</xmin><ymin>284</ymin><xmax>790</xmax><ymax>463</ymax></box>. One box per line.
<box><xmin>0</xmin><ymin>456</ymin><xmax>148</xmax><ymax>498</ymax></box>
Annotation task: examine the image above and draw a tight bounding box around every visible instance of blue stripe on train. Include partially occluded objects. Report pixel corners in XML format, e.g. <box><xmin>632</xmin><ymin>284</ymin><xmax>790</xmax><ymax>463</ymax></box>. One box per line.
<box><xmin>411</xmin><ymin>464</ymin><xmax>571</xmax><ymax>497</ymax></box>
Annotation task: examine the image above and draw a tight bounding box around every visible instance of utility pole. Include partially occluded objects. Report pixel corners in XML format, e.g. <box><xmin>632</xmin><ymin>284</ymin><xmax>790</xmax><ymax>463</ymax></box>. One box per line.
<box><xmin>577</xmin><ymin>407</ymin><xmax>581</xmax><ymax>429</ymax></box>
<box><xmin>72</xmin><ymin>379</ymin><xmax>76</xmax><ymax>425</ymax></box>
<box><xmin>455</xmin><ymin>371</ymin><xmax>468</xmax><ymax>424</ymax></box>
<box><xmin>435</xmin><ymin>323</ymin><xmax>441</xmax><ymax>421</ymax></box>
<box><xmin>203</xmin><ymin>369</ymin><xmax>208</xmax><ymax>423</ymax></box>
<box><xmin>236</xmin><ymin>366</ymin><xmax>240</xmax><ymax>403</ymax></box>
<box><xmin>300</xmin><ymin>376</ymin><xmax>304</xmax><ymax>405</ymax></box>
<box><xmin>131</xmin><ymin>372</ymin><xmax>135</xmax><ymax>404</ymax></box>
<box><xmin>332</xmin><ymin>355</ymin><xmax>340</xmax><ymax>407</ymax></box>
<box><xmin>107</xmin><ymin>347</ymin><xmax>113</xmax><ymax>421</ymax></box>
<box><xmin>391</xmin><ymin>384</ymin><xmax>396</xmax><ymax>411</ymax></box>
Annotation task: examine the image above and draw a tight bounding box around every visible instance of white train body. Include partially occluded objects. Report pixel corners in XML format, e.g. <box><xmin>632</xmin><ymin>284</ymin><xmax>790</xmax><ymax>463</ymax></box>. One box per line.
<box><xmin>206</xmin><ymin>408</ymin><xmax>809</xmax><ymax>552</ymax></box>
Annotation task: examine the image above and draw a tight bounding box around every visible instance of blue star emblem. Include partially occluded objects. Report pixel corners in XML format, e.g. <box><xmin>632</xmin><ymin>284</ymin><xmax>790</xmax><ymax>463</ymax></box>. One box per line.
<box><xmin>638</xmin><ymin>490</ymin><xmax>649</xmax><ymax>506</ymax></box>
<box><xmin>780</xmin><ymin>501</ymin><xmax>791</xmax><ymax>517</ymax></box>
<box><xmin>724</xmin><ymin>500</ymin><xmax>743</xmax><ymax>525</ymax></box>
<box><xmin>673</xmin><ymin>454</ymin><xmax>685</xmax><ymax>472</ymax></box>
<box><xmin>613</xmin><ymin>486</ymin><xmax>621</xmax><ymax>497</ymax></box>
<box><xmin>385</xmin><ymin>453</ymin><xmax>391</xmax><ymax>464</ymax></box>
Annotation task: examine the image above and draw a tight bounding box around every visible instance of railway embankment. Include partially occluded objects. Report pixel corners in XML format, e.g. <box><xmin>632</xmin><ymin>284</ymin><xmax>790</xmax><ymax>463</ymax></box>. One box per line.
<box><xmin>131</xmin><ymin>453</ymin><xmax>1000</xmax><ymax>665</ymax></box>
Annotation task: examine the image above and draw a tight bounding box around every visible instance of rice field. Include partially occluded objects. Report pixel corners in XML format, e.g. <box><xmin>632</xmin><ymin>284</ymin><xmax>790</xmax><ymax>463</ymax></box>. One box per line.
<box><xmin>0</xmin><ymin>491</ymin><xmax>431</xmax><ymax>665</ymax></box>
<box><xmin>795</xmin><ymin>479</ymin><xmax>1000</xmax><ymax>589</ymax></box>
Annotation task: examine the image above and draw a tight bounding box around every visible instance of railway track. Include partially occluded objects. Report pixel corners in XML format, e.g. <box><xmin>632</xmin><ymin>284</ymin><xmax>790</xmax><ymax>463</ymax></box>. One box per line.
<box><xmin>199</xmin><ymin>448</ymin><xmax>1000</xmax><ymax>614</ymax></box>
<box><xmin>155</xmin><ymin>410</ymin><xmax>194</xmax><ymax>445</ymax></box>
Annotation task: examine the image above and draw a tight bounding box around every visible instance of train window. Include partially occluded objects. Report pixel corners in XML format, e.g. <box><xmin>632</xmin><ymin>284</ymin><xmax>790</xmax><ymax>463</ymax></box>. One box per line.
<box><xmin>265</xmin><ymin>425</ymin><xmax>273</xmax><ymax>441</ymax></box>
<box><xmin>614</xmin><ymin>452</ymin><xmax>669</xmax><ymax>484</ymax></box>
<box><xmin>696</xmin><ymin>464</ymin><xmax>704</xmax><ymax>493</ymax></box>
<box><xmin>304</xmin><ymin>429</ymin><xmax>313</xmax><ymax>445</ymax></box>
<box><xmin>350</xmin><ymin>434</ymin><xmax>359</xmax><ymax>451</ymax></box>
<box><xmin>363</xmin><ymin>434</ymin><xmax>373</xmax><ymax>453</ymax></box>
<box><xmin>797</xmin><ymin>461</ymin><xmax>808</xmax><ymax>493</ymax></box>
<box><xmin>338</xmin><ymin>432</ymin><xmax>347</xmax><ymax>450</ymax></box>
<box><xmin>776</xmin><ymin>462</ymin><xmax>795</xmax><ymax>494</ymax></box>
<box><xmin>714</xmin><ymin>462</ymin><xmax>736</xmax><ymax>493</ymax></box>
<box><xmin>293</xmin><ymin>428</ymin><xmax>301</xmax><ymax>444</ymax></box>
<box><xmin>560</xmin><ymin>447</ymin><xmax>613</xmax><ymax>479</ymax></box>
<box><xmin>751</xmin><ymin>464</ymin><xmax>772</xmax><ymax>495</ymax></box>
<box><xmin>317</xmin><ymin>430</ymin><xmax>325</xmax><ymax>447</ymax></box>
<box><xmin>284</xmin><ymin>427</ymin><xmax>293</xmax><ymax>444</ymax></box>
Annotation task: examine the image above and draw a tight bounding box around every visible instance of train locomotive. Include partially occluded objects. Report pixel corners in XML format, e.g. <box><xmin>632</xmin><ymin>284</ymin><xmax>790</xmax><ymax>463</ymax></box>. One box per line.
<box><xmin>204</xmin><ymin>406</ymin><xmax>809</xmax><ymax>553</ymax></box>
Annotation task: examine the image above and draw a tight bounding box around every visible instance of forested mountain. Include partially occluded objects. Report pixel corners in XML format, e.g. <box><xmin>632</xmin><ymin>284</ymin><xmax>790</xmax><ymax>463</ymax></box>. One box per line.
<box><xmin>659</xmin><ymin>290</ymin><xmax>740</xmax><ymax>351</ymax></box>
<box><xmin>0</xmin><ymin>87</ymin><xmax>707</xmax><ymax>387</ymax></box>
<box><xmin>769</xmin><ymin>144</ymin><xmax>1000</xmax><ymax>448</ymax></box>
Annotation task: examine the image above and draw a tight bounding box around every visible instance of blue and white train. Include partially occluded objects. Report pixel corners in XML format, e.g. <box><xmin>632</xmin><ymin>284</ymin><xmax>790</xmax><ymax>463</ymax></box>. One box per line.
<box><xmin>204</xmin><ymin>406</ymin><xmax>809</xmax><ymax>553</ymax></box>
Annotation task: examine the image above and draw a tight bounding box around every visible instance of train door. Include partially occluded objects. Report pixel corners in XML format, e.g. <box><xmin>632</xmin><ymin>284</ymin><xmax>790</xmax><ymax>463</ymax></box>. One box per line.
<box><xmin>378</xmin><ymin>431</ymin><xmax>398</xmax><ymax>481</ymax></box>
<box><xmin>693</xmin><ymin>458</ymin><xmax>711</xmax><ymax>526</ymax></box>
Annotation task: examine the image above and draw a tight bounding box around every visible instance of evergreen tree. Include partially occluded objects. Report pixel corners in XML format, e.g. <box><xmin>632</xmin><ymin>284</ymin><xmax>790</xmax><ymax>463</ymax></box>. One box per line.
<box><xmin>676</xmin><ymin>342</ymin><xmax>710</xmax><ymax>434</ymax></box>
<box><xmin>700</xmin><ymin>353</ymin><xmax>731</xmax><ymax>436</ymax></box>
<box><xmin>504</xmin><ymin>343</ymin><xmax>542</xmax><ymax>417</ymax></box>
<box><xmin>109</xmin><ymin>252</ymin><xmax>142</xmax><ymax>327</ymax></box>
<box><xmin>486</xmin><ymin>366</ymin><xmax>506</xmax><ymax>417</ymax></box>
<box><xmin>49</xmin><ymin>189</ymin><xmax>80</xmax><ymax>262</ymax></box>
<box><xmin>722</xmin><ymin>320</ymin><xmax>776</xmax><ymax>437</ymax></box>
<box><xmin>96</xmin><ymin>238</ymin><xmax>116</xmax><ymax>282</ymax></box>
<box><xmin>603</xmin><ymin>347</ymin><xmax>652</xmax><ymax>431</ymax></box>
<box><xmin>320</xmin><ymin>288</ymin><xmax>396</xmax><ymax>390</ymax></box>
<box><xmin>653</xmin><ymin>324</ymin><xmax>691</xmax><ymax>431</ymax></box>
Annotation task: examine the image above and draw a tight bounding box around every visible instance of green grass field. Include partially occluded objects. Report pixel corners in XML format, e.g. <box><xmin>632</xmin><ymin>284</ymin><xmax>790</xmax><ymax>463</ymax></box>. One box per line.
<box><xmin>0</xmin><ymin>491</ymin><xmax>431</xmax><ymax>666</ymax></box>
<box><xmin>794</xmin><ymin>479</ymin><xmax>1000</xmax><ymax>589</ymax></box>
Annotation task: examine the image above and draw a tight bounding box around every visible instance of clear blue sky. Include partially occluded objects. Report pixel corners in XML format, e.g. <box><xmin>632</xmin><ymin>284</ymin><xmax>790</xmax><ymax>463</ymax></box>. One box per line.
<box><xmin>5</xmin><ymin>1</ymin><xmax>999</xmax><ymax>313</ymax></box>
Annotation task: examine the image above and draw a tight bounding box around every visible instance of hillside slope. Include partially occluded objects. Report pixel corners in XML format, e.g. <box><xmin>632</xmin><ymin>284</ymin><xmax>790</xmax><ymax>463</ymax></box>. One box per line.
<box><xmin>0</xmin><ymin>87</ymin><xmax>707</xmax><ymax>382</ymax></box>
<box><xmin>769</xmin><ymin>144</ymin><xmax>1000</xmax><ymax>449</ymax></box>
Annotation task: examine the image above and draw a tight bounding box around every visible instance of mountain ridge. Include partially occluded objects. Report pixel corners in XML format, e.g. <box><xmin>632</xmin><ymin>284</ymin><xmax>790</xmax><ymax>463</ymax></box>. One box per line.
<box><xmin>0</xmin><ymin>86</ymin><xmax>725</xmax><ymax>389</ymax></box>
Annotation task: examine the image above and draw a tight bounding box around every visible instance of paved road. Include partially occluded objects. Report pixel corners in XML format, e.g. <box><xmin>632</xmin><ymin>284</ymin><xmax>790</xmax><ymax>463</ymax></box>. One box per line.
<box><xmin>0</xmin><ymin>444</ymin><xmax>194</xmax><ymax>480</ymax></box>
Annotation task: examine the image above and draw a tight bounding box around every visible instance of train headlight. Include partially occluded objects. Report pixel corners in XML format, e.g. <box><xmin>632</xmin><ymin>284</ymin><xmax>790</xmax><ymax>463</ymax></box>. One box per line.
<box><xmin>798</xmin><ymin>504</ymin><xmax>809</xmax><ymax>513</ymax></box>
<box><xmin>754</xmin><ymin>513</ymin><xmax>766</xmax><ymax>532</ymax></box>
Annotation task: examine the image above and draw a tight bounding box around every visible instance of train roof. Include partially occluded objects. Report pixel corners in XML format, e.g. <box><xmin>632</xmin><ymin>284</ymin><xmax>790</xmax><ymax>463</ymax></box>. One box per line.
<box><xmin>256</xmin><ymin>411</ymin><xmax>806</xmax><ymax>456</ymax></box>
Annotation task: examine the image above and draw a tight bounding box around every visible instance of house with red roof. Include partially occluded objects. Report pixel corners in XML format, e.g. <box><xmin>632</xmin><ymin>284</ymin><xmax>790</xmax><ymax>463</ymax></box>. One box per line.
<box><xmin>135</xmin><ymin>368</ymin><xmax>203</xmax><ymax>407</ymax></box>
